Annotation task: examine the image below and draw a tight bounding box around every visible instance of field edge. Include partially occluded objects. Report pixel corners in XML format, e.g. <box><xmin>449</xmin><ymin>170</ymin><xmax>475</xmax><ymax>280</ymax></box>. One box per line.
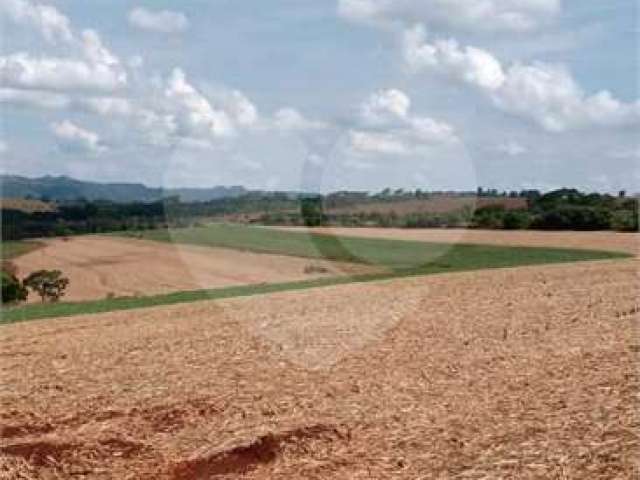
<box><xmin>1</xmin><ymin>247</ymin><xmax>630</xmax><ymax>326</ymax></box>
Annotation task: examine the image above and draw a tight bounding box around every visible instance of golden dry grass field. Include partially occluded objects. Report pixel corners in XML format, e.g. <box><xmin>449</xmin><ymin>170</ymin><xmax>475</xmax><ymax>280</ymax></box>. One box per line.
<box><xmin>0</xmin><ymin>230</ymin><xmax>638</xmax><ymax>478</ymax></box>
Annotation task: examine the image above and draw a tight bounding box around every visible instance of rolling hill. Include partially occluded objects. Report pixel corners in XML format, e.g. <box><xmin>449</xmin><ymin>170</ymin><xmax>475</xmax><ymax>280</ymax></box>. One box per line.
<box><xmin>0</xmin><ymin>175</ymin><xmax>247</xmax><ymax>203</ymax></box>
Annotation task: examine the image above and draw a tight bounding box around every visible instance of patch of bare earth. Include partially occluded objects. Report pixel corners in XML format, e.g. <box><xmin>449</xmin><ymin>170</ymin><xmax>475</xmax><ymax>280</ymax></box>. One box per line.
<box><xmin>277</xmin><ymin>226</ymin><xmax>640</xmax><ymax>255</ymax></box>
<box><xmin>1</xmin><ymin>249</ymin><xmax>638</xmax><ymax>478</ymax></box>
<box><xmin>12</xmin><ymin>235</ymin><xmax>374</xmax><ymax>302</ymax></box>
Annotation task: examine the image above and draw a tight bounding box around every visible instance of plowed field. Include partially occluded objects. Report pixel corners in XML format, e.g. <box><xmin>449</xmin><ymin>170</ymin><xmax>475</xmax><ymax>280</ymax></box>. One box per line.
<box><xmin>1</xmin><ymin>242</ymin><xmax>637</xmax><ymax>478</ymax></box>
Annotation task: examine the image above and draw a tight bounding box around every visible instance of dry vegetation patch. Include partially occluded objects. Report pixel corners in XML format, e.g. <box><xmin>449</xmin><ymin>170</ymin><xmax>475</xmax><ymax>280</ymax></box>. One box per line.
<box><xmin>0</xmin><ymin>198</ymin><xmax>56</xmax><ymax>213</ymax></box>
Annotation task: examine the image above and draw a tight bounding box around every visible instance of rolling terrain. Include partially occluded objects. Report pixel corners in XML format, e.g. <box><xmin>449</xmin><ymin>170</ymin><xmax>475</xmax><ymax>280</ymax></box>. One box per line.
<box><xmin>0</xmin><ymin>251</ymin><xmax>637</xmax><ymax>478</ymax></box>
<box><xmin>12</xmin><ymin>236</ymin><xmax>372</xmax><ymax>302</ymax></box>
<box><xmin>277</xmin><ymin>226</ymin><xmax>640</xmax><ymax>254</ymax></box>
<box><xmin>2</xmin><ymin>225</ymin><xmax>629</xmax><ymax>323</ymax></box>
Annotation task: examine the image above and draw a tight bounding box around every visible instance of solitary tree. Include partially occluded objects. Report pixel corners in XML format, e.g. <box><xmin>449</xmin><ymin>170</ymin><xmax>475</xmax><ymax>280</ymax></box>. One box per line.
<box><xmin>300</xmin><ymin>196</ymin><xmax>326</xmax><ymax>227</ymax></box>
<box><xmin>23</xmin><ymin>270</ymin><xmax>69</xmax><ymax>303</ymax></box>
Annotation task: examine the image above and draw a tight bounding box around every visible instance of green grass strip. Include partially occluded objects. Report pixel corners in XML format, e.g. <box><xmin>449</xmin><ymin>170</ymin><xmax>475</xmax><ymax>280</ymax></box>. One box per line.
<box><xmin>1</xmin><ymin>240</ymin><xmax>43</xmax><ymax>261</ymax></box>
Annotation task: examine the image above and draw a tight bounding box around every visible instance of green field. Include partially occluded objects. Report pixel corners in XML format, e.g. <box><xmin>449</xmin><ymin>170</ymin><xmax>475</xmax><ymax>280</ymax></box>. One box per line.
<box><xmin>1</xmin><ymin>240</ymin><xmax>42</xmax><ymax>260</ymax></box>
<box><xmin>1</xmin><ymin>225</ymin><xmax>629</xmax><ymax>325</ymax></box>
<box><xmin>115</xmin><ymin>224</ymin><xmax>625</xmax><ymax>272</ymax></box>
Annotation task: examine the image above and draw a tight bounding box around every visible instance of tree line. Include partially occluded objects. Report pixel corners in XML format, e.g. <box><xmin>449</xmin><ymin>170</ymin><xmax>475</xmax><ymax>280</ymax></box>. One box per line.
<box><xmin>2</xmin><ymin>188</ymin><xmax>637</xmax><ymax>241</ymax></box>
<box><xmin>268</xmin><ymin>189</ymin><xmax>638</xmax><ymax>232</ymax></box>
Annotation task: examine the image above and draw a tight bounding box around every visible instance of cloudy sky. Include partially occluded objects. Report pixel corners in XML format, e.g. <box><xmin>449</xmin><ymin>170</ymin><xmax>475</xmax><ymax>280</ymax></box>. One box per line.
<box><xmin>0</xmin><ymin>0</ymin><xmax>638</xmax><ymax>192</ymax></box>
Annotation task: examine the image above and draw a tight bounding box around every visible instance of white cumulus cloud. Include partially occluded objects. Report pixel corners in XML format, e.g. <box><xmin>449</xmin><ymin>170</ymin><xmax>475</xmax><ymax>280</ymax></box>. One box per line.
<box><xmin>404</xmin><ymin>26</ymin><xmax>505</xmax><ymax>90</ymax></box>
<box><xmin>0</xmin><ymin>87</ymin><xmax>70</xmax><ymax>109</ymax></box>
<box><xmin>163</xmin><ymin>68</ymin><xmax>236</xmax><ymax>140</ymax></box>
<box><xmin>0</xmin><ymin>28</ymin><xmax>126</xmax><ymax>93</ymax></box>
<box><xmin>404</xmin><ymin>26</ymin><xmax>640</xmax><ymax>132</ymax></box>
<box><xmin>0</xmin><ymin>51</ymin><xmax>126</xmax><ymax>92</ymax></box>
<box><xmin>0</xmin><ymin>0</ymin><xmax>73</xmax><ymax>43</ymax></box>
<box><xmin>361</xmin><ymin>88</ymin><xmax>411</xmax><ymax>123</ymax></box>
<box><xmin>338</xmin><ymin>0</ymin><xmax>560</xmax><ymax>33</ymax></box>
<box><xmin>348</xmin><ymin>88</ymin><xmax>458</xmax><ymax>156</ymax></box>
<box><xmin>128</xmin><ymin>7</ymin><xmax>189</xmax><ymax>33</ymax></box>
<box><xmin>51</xmin><ymin>120</ymin><xmax>106</xmax><ymax>154</ymax></box>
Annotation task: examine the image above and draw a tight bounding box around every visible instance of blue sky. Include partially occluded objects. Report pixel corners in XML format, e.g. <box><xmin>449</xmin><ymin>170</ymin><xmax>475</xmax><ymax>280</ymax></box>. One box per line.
<box><xmin>0</xmin><ymin>0</ymin><xmax>638</xmax><ymax>192</ymax></box>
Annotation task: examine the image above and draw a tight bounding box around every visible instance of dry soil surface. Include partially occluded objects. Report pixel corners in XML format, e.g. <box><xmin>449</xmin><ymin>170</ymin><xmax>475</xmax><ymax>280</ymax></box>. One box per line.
<box><xmin>12</xmin><ymin>236</ymin><xmax>372</xmax><ymax>302</ymax></box>
<box><xmin>1</xmin><ymin>254</ymin><xmax>638</xmax><ymax>478</ymax></box>
<box><xmin>277</xmin><ymin>226</ymin><xmax>640</xmax><ymax>255</ymax></box>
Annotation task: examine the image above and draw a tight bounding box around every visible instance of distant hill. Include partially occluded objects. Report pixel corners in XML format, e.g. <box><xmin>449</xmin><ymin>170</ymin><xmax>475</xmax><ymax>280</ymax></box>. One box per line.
<box><xmin>0</xmin><ymin>175</ymin><xmax>248</xmax><ymax>203</ymax></box>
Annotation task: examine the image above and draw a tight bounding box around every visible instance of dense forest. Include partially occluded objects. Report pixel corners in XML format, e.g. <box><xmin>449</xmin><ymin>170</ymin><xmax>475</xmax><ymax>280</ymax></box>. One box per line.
<box><xmin>1</xmin><ymin>188</ymin><xmax>637</xmax><ymax>241</ymax></box>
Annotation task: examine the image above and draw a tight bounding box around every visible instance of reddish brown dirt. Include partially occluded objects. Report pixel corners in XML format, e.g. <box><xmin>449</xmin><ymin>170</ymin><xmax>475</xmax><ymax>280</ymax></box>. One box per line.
<box><xmin>12</xmin><ymin>236</ymin><xmax>373</xmax><ymax>302</ymax></box>
<box><xmin>1</xmin><ymin>253</ymin><xmax>638</xmax><ymax>478</ymax></box>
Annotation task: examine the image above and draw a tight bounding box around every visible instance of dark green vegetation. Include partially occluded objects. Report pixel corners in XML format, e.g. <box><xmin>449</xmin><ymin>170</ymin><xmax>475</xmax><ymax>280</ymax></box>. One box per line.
<box><xmin>23</xmin><ymin>270</ymin><xmax>70</xmax><ymax>303</ymax></box>
<box><xmin>262</xmin><ymin>188</ymin><xmax>639</xmax><ymax>232</ymax></box>
<box><xmin>472</xmin><ymin>189</ymin><xmax>638</xmax><ymax>231</ymax></box>
<box><xmin>1</xmin><ymin>240</ymin><xmax>42</xmax><ymax>260</ymax></box>
<box><xmin>1</xmin><ymin>271</ymin><xmax>28</xmax><ymax>304</ymax></box>
<box><xmin>2</xmin><ymin>224</ymin><xmax>629</xmax><ymax>324</ymax></box>
<box><xmin>3</xmin><ymin>181</ymin><xmax>637</xmax><ymax>242</ymax></box>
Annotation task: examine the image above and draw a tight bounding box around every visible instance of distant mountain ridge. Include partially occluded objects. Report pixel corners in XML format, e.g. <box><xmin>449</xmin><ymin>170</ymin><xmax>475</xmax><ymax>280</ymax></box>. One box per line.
<box><xmin>0</xmin><ymin>175</ymin><xmax>248</xmax><ymax>203</ymax></box>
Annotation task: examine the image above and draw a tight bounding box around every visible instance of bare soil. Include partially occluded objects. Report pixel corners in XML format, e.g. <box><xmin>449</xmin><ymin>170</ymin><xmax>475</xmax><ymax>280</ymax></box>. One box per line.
<box><xmin>12</xmin><ymin>236</ymin><xmax>373</xmax><ymax>302</ymax></box>
<box><xmin>1</xmin><ymin>252</ymin><xmax>637</xmax><ymax>478</ymax></box>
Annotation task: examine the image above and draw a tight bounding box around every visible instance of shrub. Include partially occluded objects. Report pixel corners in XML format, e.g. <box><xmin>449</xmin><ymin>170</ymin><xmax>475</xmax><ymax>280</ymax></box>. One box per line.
<box><xmin>610</xmin><ymin>210</ymin><xmax>639</xmax><ymax>232</ymax></box>
<box><xmin>300</xmin><ymin>197</ymin><xmax>327</xmax><ymax>227</ymax></box>
<box><xmin>472</xmin><ymin>206</ymin><xmax>506</xmax><ymax>229</ymax></box>
<box><xmin>532</xmin><ymin>206</ymin><xmax>612</xmax><ymax>230</ymax></box>
<box><xmin>23</xmin><ymin>270</ymin><xmax>70</xmax><ymax>303</ymax></box>
<box><xmin>503</xmin><ymin>210</ymin><xmax>532</xmax><ymax>230</ymax></box>
<box><xmin>1</xmin><ymin>270</ymin><xmax>28</xmax><ymax>304</ymax></box>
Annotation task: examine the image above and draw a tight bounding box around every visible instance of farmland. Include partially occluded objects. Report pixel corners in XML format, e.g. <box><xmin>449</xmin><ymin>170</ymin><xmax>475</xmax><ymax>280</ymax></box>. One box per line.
<box><xmin>1</xmin><ymin>224</ymin><xmax>628</xmax><ymax>323</ymax></box>
<box><xmin>0</xmin><ymin>226</ymin><xmax>637</xmax><ymax>478</ymax></box>
<box><xmin>115</xmin><ymin>224</ymin><xmax>627</xmax><ymax>271</ymax></box>
<box><xmin>0</xmin><ymin>247</ymin><xmax>637</xmax><ymax>478</ymax></box>
<box><xmin>11</xmin><ymin>236</ymin><xmax>373</xmax><ymax>303</ymax></box>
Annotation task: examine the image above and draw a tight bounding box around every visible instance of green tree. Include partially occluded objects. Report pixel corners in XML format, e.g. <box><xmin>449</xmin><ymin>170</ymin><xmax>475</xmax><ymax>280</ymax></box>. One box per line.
<box><xmin>1</xmin><ymin>271</ymin><xmax>28</xmax><ymax>304</ymax></box>
<box><xmin>23</xmin><ymin>270</ymin><xmax>70</xmax><ymax>303</ymax></box>
<box><xmin>300</xmin><ymin>196</ymin><xmax>327</xmax><ymax>227</ymax></box>
<box><xmin>610</xmin><ymin>210</ymin><xmax>639</xmax><ymax>232</ymax></box>
<box><xmin>503</xmin><ymin>210</ymin><xmax>532</xmax><ymax>230</ymax></box>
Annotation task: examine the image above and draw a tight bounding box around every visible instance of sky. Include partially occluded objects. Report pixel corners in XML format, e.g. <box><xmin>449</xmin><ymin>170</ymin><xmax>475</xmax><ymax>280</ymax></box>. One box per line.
<box><xmin>0</xmin><ymin>0</ymin><xmax>638</xmax><ymax>193</ymax></box>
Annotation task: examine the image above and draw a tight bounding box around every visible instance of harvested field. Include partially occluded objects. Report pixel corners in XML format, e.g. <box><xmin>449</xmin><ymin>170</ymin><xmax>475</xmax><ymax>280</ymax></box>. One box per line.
<box><xmin>278</xmin><ymin>226</ymin><xmax>640</xmax><ymax>255</ymax></box>
<box><xmin>0</xmin><ymin>198</ymin><xmax>56</xmax><ymax>213</ymax></box>
<box><xmin>12</xmin><ymin>236</ymin><xmax>373</xmax><ymax>302</ymax></box>
<box><xmin>1</xmin><ymin>256</ymin><xmax>638</xmax><ymax>478</ymax></box>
